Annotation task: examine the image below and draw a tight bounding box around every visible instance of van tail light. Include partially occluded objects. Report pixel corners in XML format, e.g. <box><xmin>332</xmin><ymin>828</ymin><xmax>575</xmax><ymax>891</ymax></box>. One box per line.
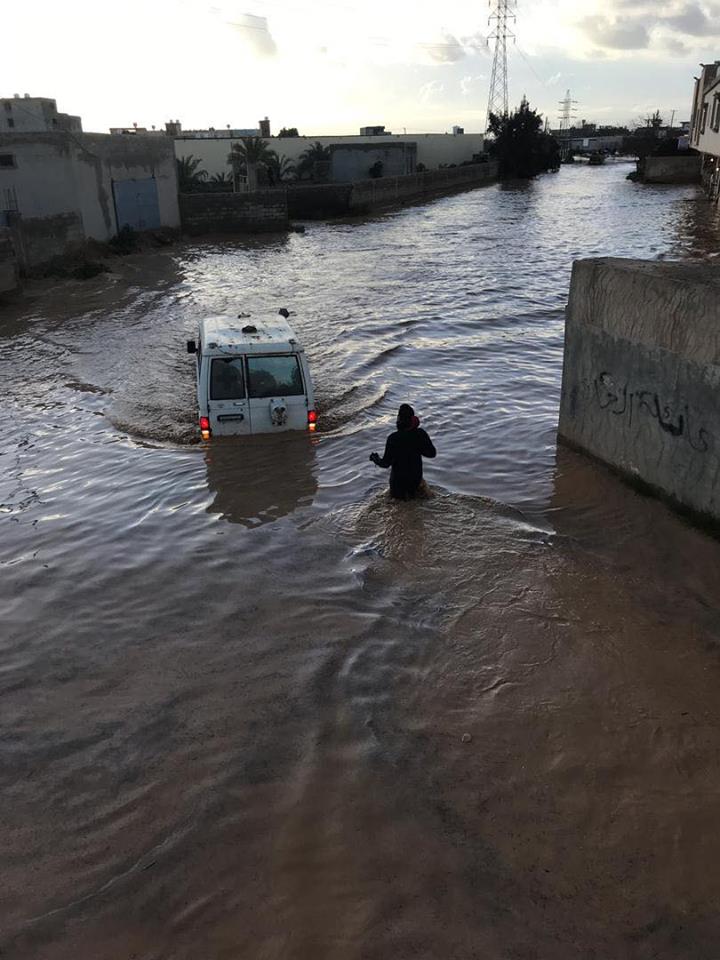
<box><xmin>199</xmin><ymin>416</ymin><xmax>211</xmax><ymax>440</ymax></box>
<box><xmin>307</xmin><ymin>410</ymin><xmax>317</xmax><ymax>432</ymax></box>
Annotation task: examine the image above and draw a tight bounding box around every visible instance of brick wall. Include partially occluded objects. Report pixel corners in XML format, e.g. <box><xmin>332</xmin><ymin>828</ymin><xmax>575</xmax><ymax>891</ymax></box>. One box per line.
<box><xmin>179</xmin><ymin>190</ymin><xmax>289</xmax><ymax>235</ymax></box>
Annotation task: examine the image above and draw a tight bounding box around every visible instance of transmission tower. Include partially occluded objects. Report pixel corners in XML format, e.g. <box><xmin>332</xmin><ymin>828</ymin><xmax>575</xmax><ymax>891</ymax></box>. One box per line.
<box><xmin>557</xmin><ymin>89</ymin><xmax>578</xmax><ymax>136</ymax></box>
<box><xmin>557</xmin><ymin>89</ymin><xmax>578</xmax><ymax>161</ymax></box>
<box><xmin>485</xmin><ymin>0</ymin><xmax>516</xmax><ymax>132</ymax></box>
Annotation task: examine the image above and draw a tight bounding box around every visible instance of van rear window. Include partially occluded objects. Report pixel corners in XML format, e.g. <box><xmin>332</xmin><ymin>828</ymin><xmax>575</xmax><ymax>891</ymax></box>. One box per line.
<box><xmin>247</xmin><ymin>355</ymin><xmax>304</xmax><ymax>398</ymax></box>
<box><xmin>210</xmin><ymin>358</ymin><xmax>246</xmax><ymax>400</ymax></box>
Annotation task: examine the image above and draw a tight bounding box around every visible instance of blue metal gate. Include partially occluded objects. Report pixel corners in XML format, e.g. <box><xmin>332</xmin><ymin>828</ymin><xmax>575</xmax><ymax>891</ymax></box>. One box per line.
<box><xmin>112</xmin><ymin>177</ymin><xmax>161</xmax><ymax>232</ymax></box>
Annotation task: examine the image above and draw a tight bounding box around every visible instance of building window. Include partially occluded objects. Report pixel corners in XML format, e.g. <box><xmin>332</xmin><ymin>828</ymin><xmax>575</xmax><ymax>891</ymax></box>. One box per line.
<box><xmin>713</xmin><ymin>94</ymin><xmax>720</xmax><ymax>133</ymax></box>
<box><xmin>0</xmin><ymin>154</ymin><xmax>15</xmax><ymax>168</ymax></box>
<box><xmin>701</xmin><ymin>102</ymin><xmax>709</xmax><ymax>134</ymax></box>
<box><xmin>3</xmin><ymin>102</ymin><xmax>11</xmax><ymax>112</ymax></box>
<box><xmin>6</xmin><ymin>118</ymin><xmax>14</xmax><ymax>128</ymax></box>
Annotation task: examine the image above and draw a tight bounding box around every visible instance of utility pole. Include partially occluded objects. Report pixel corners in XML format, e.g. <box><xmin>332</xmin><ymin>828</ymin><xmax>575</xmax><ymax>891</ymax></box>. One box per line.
<box><xmin>485</xmin><ymin>0</ymin><xmax>516</xmax><ymax>132</ymax></box>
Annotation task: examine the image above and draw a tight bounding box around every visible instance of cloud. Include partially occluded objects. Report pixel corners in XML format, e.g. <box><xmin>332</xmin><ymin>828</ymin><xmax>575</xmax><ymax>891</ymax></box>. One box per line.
<box><xmin>419</xmin><ymin>80</ymin><xmax>445</xmax><ymax>102</ymax></box>
<box><xmin>664</xmin><ymin>2</ymin><xmax>713</xmax><ymax>35</ymax></box>
<box><xmin>580</xmin><ymin>14</ymin><xmax>651</xmax><ymax>49</ymax></box>
<box><xmin>460</xmin><ymin>74</ymin><xmax>485</xmax><ymax>96</ymax></box>
<box><xmin>418</xmin><ymin>31</ymin><xmax>466</xmax><ymax>63</ymax></box>
<box><xmin>416</xmin><ymin>29</ymin><xmax>488</xmax><ymax>64</ymax></box>
<box><xmin>662</xmin><ymin>35</ymin><xmax>692</xmax><ymax>54</ymax></box>
<box><xmin>228</xmin><ymin>13</ymin><xmax>277</xmax><ymax>56</ymax></box>
<box><xmin>577</xmin><ymin>1</ymin><xmax>720</xmax><ymax>53</ymax></box>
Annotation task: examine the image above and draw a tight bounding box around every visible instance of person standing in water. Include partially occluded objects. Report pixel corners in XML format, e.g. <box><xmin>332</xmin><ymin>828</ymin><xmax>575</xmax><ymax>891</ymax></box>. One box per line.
<box><xmin>370</xmin><ymin>404</ymin><xmax>437</xmax><ymax>499</ymax></box>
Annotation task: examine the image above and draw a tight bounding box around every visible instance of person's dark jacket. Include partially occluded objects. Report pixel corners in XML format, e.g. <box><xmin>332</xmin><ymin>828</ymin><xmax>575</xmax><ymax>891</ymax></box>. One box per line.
<box><xmin>375</xmin><ymin>425</ymin><xmax>436</xmax><ymax>499</ymax></box>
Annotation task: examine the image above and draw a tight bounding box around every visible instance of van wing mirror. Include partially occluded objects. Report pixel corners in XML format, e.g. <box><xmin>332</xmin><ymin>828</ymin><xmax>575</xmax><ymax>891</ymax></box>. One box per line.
<box><xmin>186</xmin><ymin>339</ymin><xmax>197</xmax><ymax>354</ymax></box>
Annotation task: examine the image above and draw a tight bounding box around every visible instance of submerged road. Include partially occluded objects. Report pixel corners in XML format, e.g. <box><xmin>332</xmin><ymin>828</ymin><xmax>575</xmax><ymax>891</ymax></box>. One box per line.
<box><xmin>2</xmin><ymin>164</ymin><xmax>720</xmax><ymax>958</ymax></box>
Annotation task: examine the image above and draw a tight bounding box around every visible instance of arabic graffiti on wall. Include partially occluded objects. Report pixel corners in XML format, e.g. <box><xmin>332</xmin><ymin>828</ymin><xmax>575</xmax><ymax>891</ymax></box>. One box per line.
<box><xmin>593</xmin><ymin>372</ymin><xmax>710</xmax><ymax>454</ymax></box>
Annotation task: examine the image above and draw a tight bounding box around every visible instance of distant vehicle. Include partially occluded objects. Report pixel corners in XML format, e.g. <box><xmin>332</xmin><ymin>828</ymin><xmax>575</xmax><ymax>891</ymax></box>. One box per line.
<box><xmin>186</xmin><ymin>310</ymin><xmax>316</xmax><ymax>439</ymax></box>
<box><xmin>588</xmin><ymin>151</ymin><xmax>606</xmax><ymax>166</ymax></box>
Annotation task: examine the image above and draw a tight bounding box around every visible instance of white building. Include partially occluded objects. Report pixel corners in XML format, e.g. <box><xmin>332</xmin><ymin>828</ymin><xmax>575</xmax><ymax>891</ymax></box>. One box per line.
<box><xmin>0</xmin><ymin>131</ymin><xmax>180</xmax><ymax>269</ymax></box>
<box><xmin>690</xmin><ymin>61</ymin><xmax>720</xmax><ymax>202</ymax></box>
<box><xmin>0</xmin><ymin>94</ymin><xmax>82</xmax><ymax>133</ymax></box>
<box><xmin>174</xmin><ymin>131</ymin><xmax>485</xmax><ymax>181</ymax></box>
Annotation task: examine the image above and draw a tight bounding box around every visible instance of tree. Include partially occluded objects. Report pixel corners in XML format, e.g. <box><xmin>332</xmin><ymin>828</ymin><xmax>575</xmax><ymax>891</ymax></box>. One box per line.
<box><xmin>296</xmin><ymin>141</ymin><xmax>332</xmax><ymax>181</ymax></box>
<box><xmin>177</xmin><ymin>155</ymin><xmax>209</xmax><ymax>192</ymax></box>
<box><xmin>278</xmin><ymin>127</ymin><xmax>300</xmax><ymax>137</ymax></box>
<box><xmin>209</xmin><ymin>171</ymin><xmax>233</xmax><ymax>191</ymax></box>
<box><xmin>227</xmin><ymin>137</ymin><xmax>276</xmax><ymax>191</ymax></box>
<box><xmin>487</xmin><ymin>98</ymin><xmax>560</xmax><ymax>179</ymax></box>
<box><xmin>266</xmin><ymin>153</ymin><xmax>297</xmax><ymax>183</ymax></box>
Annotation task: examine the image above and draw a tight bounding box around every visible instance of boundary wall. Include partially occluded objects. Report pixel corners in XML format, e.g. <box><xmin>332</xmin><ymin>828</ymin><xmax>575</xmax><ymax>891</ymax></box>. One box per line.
<box><xmin>179</xmin><ymin>190</ymin><xmax>288</xmax><ymax>234</ymax></box>
<box><xmin>558</xmin><ymin>258</ymin><xmax>720</xmax><ymax>527</ymax></box>
<box><xmin>288</xmin><ymin>162</ymin><xmax>499</xmax><ymax>219</ymax></box>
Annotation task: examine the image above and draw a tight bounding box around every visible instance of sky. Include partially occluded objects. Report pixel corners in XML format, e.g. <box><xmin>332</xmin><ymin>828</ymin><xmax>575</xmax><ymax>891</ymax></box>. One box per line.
<box><xmin>4</xmin><ymin>0</ymin><xmax>720</xmax><ymax>134</ymax></box>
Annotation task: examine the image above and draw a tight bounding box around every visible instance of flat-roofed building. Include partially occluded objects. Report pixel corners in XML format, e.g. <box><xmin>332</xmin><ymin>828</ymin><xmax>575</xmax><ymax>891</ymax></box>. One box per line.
<box><xmin>0</xmin><ymin>95</ymin><xmax>82</xmax><ymax>133</ymax></box>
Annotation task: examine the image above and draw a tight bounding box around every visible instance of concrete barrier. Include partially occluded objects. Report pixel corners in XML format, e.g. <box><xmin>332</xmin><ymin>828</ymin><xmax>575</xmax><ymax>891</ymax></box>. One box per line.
<box><xmin>641</xmin><ymin>154</ymin><xmax>701</xmax><ymax>184</ymax></box>
<box><xmin>558</xmin><ymin>258</ymin><xmax>720</xmax><ymax>527</ymax></box>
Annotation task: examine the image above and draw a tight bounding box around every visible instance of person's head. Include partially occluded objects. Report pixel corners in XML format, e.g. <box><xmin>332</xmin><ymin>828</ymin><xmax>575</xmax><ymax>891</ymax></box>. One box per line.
<box><xmin>397</xmin><ymin>403</ymin><xmax>415</xmax><ymax>430</ymax></box>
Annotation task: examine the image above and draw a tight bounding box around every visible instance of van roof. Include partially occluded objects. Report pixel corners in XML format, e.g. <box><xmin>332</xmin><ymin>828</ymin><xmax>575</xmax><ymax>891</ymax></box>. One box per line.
<box><xmin>199</xmin><ymin>314</ymin><xmax>303</xmax><ymax>356</ymax></box>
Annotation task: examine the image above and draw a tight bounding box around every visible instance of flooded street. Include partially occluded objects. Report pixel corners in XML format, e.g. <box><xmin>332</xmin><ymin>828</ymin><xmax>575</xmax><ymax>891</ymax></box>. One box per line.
<box><xmin>3</xmin><ymin>163</ymin><xmax>720</xmax><ymax>959</ymax></box>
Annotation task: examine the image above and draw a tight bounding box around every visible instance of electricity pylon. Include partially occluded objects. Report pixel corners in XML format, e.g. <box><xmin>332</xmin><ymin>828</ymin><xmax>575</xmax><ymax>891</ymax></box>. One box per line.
<box><xmin>557</xmin><ymin>89</ymin><xmax>578</xmax><ymax>161</ymax></box>
<box><xmin>557</xmin><ymin>89</ymin><xmax>578</xmax><ymax>137</ymax></box>
<box><xmin>485</xmin><ymin>0</ymin><xmax>516</xmax><ymax>132</ymax></box>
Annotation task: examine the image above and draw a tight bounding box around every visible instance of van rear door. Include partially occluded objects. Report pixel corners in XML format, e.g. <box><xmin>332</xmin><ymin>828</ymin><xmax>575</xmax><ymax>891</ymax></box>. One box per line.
<box><xmin>207</xmin><ymin>356</ymin><xmax>252</xmax><ymax>436</ymax></box>
<box><xmin>246</xmin><ymin>353</ymin><xmax>308</xmax><ymax>433</ymax></box>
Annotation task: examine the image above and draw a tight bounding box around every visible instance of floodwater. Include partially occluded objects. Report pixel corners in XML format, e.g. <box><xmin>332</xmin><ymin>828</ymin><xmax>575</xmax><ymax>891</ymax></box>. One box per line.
<box><xmin>3</xmin><ymin>164</ymin><xmax>720</xmax><ymax>959</ymax></box>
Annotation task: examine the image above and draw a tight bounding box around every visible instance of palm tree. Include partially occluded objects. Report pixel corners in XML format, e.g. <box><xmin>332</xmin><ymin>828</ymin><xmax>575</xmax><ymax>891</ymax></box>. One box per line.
<box><xmin>177</xmin><ymin>155</ymin><xmax>209</xmax><ymax>192</ymax></box>
<box><xmin>228</xmin><ymin>137</ymin><xmax>276</xmax><ymax>191</ymax></box>
<box><xmin>209</xmin><ymin>171</ymin><xmax>233</xmax><ymax>191</ymax></box>
<box><xmin>266</xmin><ymin>153</ymin><xmax>297</xmax><ymax>183</ymax></box>
<box><xmin>297</xmin><ymin>142</ymin><xmax>332</xmax><ymax>181</ymax></box>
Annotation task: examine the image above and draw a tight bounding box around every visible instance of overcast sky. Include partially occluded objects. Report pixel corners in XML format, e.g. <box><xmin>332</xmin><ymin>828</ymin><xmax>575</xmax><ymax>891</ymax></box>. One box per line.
<box><xmin>4</xmin><ymin>0</ymin><xmax>719</xmax><ymax>134</ymax></box>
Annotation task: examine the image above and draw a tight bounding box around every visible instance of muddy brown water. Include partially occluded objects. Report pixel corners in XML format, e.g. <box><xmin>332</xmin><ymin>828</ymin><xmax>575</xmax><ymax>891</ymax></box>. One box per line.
<box><xmin>3</xmin><ymin>164</ymin><xmax>720</xmax><ymax>959</ymax></box>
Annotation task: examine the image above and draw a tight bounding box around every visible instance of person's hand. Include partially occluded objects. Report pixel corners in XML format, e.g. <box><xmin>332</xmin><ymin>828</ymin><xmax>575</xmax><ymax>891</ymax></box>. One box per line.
<box><xmin>369</xmin><ymin>452</ymin><xmax>380</xmax><ymax>465</ymax></box>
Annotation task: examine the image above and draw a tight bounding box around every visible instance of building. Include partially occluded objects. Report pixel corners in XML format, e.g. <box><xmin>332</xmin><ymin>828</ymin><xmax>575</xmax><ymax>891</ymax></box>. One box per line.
<box><xmin>174</xmin><ymin>131</ymin><xmax>486</xmax><ymax>183</ymax></box>
<box><xmin>0</xmin><ymin>131</ymin><xmax>180</xmax><ymax>270</ymax></box>
<box><xmin>0</xmin><ymin>95</ymin><xmax>82</xmax><ymax>133</ymax></box>
<box><xmin>330</xmin><ymin>142</ymin><xmax>416</xmax><ymax>181</ymax></box>
<box><xmin>690</xmin><ymin>61</ymin><xmax>720</xmax><ymax>203</ymax></box>
<box><xmin>360</xmin><ymin>126</ymin><xmax>388</xmax><ymax>136</ymax></box>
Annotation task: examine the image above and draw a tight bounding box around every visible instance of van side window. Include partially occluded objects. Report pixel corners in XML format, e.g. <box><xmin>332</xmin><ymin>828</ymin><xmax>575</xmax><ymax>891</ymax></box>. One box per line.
<box><xmin>247</xmin><ymin>355</ymin><xmax>304</xmax><ymax>398</ymax></box>
<box><xmin>210</xmin><ymin>358</ymin><xmax>246</xmax><ymax>400</ymax></box>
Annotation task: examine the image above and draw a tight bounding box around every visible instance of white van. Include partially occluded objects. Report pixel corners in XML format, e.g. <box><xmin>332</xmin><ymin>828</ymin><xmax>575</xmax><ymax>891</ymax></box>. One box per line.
<box><xmin>187</xmin><ymin>311</ymin><xmax>317</xmax><ymax>440</ymax></box>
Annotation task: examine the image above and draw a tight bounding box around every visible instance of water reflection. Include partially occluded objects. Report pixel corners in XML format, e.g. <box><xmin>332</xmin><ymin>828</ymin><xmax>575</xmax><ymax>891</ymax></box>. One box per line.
<box><xmin>204</xmin><ymin>433</ymin><xmax>319</xmax><ymax>527</ymax></box>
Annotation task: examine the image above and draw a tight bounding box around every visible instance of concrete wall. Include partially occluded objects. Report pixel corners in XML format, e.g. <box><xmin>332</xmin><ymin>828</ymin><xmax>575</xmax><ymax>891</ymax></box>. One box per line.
<box><xmin>330</xmin><ymin>142</ymin><xmax>416</xmax><ymax>182</ymax></box>
<box><xmin>558</xmin><ymin>258</ymin><xmax>720</xmax><ymax>526</ymax></box>
<box><xmin>174</xmin><ymin>132</ymin><xmax>485</xmax><ymax>179</ymax></box>
<box><xmin>0</xmin><ymin>227</ymin><xmax>19</xmax><ymax>293</ymax></box>
<box><xmin>641</xmin><ymin>154</ymin><xmax>701</xmax><ymax>183</ymax></box>
<box><xmin>6</xmin><ymin>209</ymin><xmax>85</xmax><ymax>269</ymax></box>
<box><xmin>287</xmin><ymin>162</ymin><xmax>498</xmax><ymax>218</ymax></box>
<box><xmin>0</xmin><ymin>132</ymin><xmax>180</xmax><ymax>267</ymax></box>
<box><xmin>179</xmin><ymin>190</ymin><xmax>288</xmax><ymax>234</ymax></box>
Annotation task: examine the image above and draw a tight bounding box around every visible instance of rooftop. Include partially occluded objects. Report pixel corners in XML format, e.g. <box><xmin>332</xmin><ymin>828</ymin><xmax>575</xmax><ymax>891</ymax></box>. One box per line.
<box><xmin>200</xmin><ymin>314</ymin><xmax>302</xmax><ymax>355</ymax></box>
